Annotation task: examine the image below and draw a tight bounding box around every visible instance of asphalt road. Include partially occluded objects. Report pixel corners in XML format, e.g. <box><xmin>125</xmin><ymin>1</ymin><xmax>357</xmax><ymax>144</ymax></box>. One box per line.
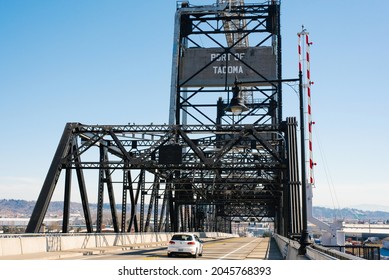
<box><xmin>62</xmin><ymin>237</ymin><xmax>273</xmax><ymax>260</ymax></box>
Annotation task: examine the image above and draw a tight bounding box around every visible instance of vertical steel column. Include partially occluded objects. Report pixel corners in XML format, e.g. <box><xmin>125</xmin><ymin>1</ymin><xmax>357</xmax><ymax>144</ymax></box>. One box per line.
<box><xmin>158</xmin><ymin>186</ymin><xmax>167</xmax><ymax>232</ymax></box>
<box><xmin>277</xmin><ymin>144</ymin><xmax>287</xmax><ymax>236</ymax></box>
<box><xmin>62</xmin><ymin>137</ymin><xmax>75</xmax><ymax>233</ymax></box>
<box><xmin>191</xmin><ymin>205</ymin><xmax>196</xmax><ymax>231</ymax></box>
<box><xmin>185</xmin><ymin>205</ymin><xmax>190</xmax><ymax>231</ymax></box>
<box><xmin>275</xmin><ymin>3</ymin><xmax>283</xmax><ymax>124</ymax></box>
<box><xmin>277</xmin><ymin>184</ymin><xmax>285</xmax><ymax>236</ymax></box>
<box><xmin>179</xmin><ymin>205</ymin><xmax>184</xmax><ymax>231</ymax></box>
<box><xmin>166</xmin><ymin>180</ymin><xmax>174</xmax><ymax>232</ymax></box>
<box><xmin>169</xmin><ymin>5</ymin><xmax>183</xmax><ymax>125</ymax></box>
<box><xmin>211</xmin><ymin>206</ymin><xmax>216</xmax><ymax>232</ymax></box>
<box><xmin>121</xmin><ymin>166</ymin><xmax>129</xmax><ymax>232</ymax></box>
<box><xmin>153</xmin><ymin>178</ymin><xmax>160</xmax><ymax>232</ymax></box>
<box><xmin>139</xmin><ymin>170</ymin><xmax>145</xmax><ymax>232</ymax></box>
<box><xmin>195</xmin><ymin>204</ymin><xmax>203</xmax><ymax>231</ymax></box>
<box><xmin>96</xmin><ymin>145</ymin><xmax>106</xmax><ymax>232</ymax></box>
<box><xmin>169</xmin><ymin>177</ymin><xmax>178</xmax><ymax>232</ymax></box>
<box><xmin>62</xmin><ymin>166</ymin><xmax>72</xmax><ymax>233</ymax></box>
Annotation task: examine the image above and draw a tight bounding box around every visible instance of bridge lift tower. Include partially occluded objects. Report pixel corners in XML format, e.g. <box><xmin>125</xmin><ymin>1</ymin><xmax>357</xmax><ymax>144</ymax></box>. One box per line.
<box><xmin>26</xmin><ymin>1</ymin><xmax>304</xmax><ymax>241</ymax></box>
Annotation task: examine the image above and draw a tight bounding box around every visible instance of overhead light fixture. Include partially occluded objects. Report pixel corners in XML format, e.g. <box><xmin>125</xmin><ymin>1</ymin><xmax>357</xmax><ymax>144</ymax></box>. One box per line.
<box><xmin>225</xmin><ymin>80</ymin><xmax>249</xmax><ymax>115</ymax></box>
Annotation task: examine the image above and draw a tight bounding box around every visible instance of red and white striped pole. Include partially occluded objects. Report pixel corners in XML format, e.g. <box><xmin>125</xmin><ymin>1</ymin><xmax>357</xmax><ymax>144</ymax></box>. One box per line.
<box><xmin>298</xmin><ymin>28</ymin><xmax>315</xmax><ymax>186</ymax></box>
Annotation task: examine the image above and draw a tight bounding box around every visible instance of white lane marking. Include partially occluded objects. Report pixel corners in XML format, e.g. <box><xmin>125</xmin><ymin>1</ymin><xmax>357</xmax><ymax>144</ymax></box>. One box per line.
<box><xmin>218</xmin><ymin>238</ymin><xmax>260</xmax><ymax>260</ymax></box>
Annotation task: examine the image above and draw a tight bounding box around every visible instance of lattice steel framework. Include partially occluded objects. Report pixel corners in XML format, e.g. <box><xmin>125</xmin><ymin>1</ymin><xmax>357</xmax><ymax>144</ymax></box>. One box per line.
<box><xmin>170</xmin><ymin>1</ymin><xmax>283</xmax><ymax>125</ymax></box>
<box><xmin>26</xmin><ymin>1</ymin><xmax>303</xmax><ymax>238</ymax></box>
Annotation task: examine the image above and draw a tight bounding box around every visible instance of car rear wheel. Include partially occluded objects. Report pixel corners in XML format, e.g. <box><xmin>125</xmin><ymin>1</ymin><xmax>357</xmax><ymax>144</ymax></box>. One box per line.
<box><xmin>192</xmin><ymin>249</ymin><xmax>198</xmax><ymax>258</ymax></box>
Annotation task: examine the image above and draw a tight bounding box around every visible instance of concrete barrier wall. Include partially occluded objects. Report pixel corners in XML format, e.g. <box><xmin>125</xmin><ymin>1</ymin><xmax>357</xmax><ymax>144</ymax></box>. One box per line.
<box><xmin>20</xmin><ymin>236</ymin><xmax>46</xmax><ymax>255</ymax></box>
<box><xmin>0</xmin><ymin>232</ymin><xmax>236</xmax><ymax>257</ymax></box>
<box><xmin>273</xmin><ymin>234</ymin><xmax>300</xmax><ymax>259</ymax></box>
<box><xmin>61</xmin><ymin>235</ymin><xmax>95</xmax><ymax>251</ymax></box>
<box><xmin>0</xmin><ymin>237</ymin><xmax>22</xmax><ymax>256</ymax></box>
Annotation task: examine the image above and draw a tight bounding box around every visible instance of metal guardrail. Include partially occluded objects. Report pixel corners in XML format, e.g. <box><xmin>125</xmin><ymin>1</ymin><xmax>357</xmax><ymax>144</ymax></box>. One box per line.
<box><xmin>321</xmin><ymin>245</ymin><xmax>381</xmax><ymax>260</ymax></box>
<box><xmin>274</xmin><ymin>234</ymin><xmax>367</xmax><ymax>260</ymax></box>
<box><xmin>309</xmin><ymin>244</ymin><xmax>364</xmax><ymax>260</ymax></box>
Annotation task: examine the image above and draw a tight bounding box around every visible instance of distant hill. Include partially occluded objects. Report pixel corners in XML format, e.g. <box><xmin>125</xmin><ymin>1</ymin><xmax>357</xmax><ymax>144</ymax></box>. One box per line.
<box><xmin>312</xmin><ymin>206</ymin><xmax>389</xmax><ymax>221</ymax></box>
<box><xmin>0</xmin><ymin>199</ymin><xmax>36</xmax><ymax>217</ymax></box>
<box><xmin>0</xmin><ymin>199</ymin><xmax>101</xmax><ymax>218</ymax></box>
<box><xmin>1</xmin><ymin>199</ymin><xmax>389</xmax><ymax>222</ymax></box>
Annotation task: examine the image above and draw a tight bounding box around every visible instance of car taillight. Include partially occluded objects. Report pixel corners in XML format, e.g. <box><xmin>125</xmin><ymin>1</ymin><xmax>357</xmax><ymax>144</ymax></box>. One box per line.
<box><xmin>187</xmin><ymin>241</ymin><xmax>196</xmax><ymax>245</ymax></box>
<box><xmin>169</xmin><ymin>241</ymin><xmax>175</xmax><ymax>244</ymax></box>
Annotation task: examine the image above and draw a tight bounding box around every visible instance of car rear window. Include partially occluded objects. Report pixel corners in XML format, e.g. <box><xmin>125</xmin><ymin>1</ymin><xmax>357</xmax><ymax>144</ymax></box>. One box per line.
<box><xmin>171</xmin><ymin>234</ymin><xmax>193</xmax><ymax>241</ymax></box>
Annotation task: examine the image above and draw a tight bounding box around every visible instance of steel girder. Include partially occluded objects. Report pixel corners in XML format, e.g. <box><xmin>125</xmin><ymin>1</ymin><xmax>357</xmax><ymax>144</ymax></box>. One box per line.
<box><xmin>169</xmin><ymin>2</ymin><xmax>282</xmax><ymax>125</ymax></box>
<box><xmin>26</xmin><ymin>122</ymin><xmax>290</xmax><ymax>233</ymax></box>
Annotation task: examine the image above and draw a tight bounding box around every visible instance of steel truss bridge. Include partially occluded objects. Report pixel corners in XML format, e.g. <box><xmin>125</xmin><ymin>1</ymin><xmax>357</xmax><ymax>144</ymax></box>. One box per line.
<box><xmin>26</xmin><ymin>1</ymin><xmax>305</xmax><ymax>245</ymax></box>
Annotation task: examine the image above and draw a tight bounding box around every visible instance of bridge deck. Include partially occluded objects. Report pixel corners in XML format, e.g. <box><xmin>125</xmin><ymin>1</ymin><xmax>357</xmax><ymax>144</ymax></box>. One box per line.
<box><xmin>0</xmin><ymin>237</ymin><xmax>285</xmax><ymax>260</ymax></box>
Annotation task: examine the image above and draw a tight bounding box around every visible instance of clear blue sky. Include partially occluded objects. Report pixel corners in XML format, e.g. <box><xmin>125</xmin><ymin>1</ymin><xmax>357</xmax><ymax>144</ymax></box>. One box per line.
<box><xmin>0</xmin><ymin>0</ymin><xmax>388</xmax><ymax>210</ymax></box>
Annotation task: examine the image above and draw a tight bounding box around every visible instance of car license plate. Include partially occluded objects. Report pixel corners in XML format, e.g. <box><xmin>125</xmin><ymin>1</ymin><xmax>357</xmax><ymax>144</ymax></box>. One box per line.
<box><xmin>178</xmin><ymin>249</ymin><xmax>183</xmax><ymax>252</ymax></box>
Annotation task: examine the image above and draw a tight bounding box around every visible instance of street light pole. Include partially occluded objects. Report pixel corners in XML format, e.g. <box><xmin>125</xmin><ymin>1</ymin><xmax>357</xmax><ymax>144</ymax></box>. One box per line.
<box><xmin>298</xmin><ymin>70</ymin><xmax>310</xmax><ymax>255</ymax></box>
